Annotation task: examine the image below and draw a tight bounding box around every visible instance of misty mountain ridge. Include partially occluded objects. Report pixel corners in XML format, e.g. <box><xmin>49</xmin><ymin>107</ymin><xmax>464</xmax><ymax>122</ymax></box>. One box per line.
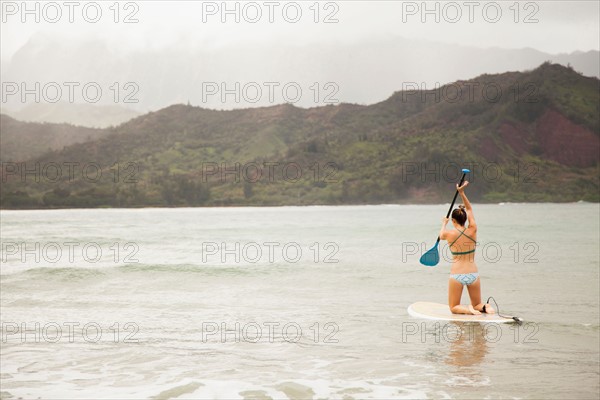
<box><xmin>0</xmin><ymin>114</ymin><xmax>111</xmax><ymax>162</ymax></box>
<box><xmin>1</xmin><ymin>63</ymin><xmax>598</xmax><ymax>208</ymax></box>
<box><xmin>2</xmin><ymin>102</ymin><xmax>141</xmax><ymax>129</ymax></box>
<box><xmin>2</xmin><ymin>33</ymin><xmax>598</xmax><ymax>121</ymax></box>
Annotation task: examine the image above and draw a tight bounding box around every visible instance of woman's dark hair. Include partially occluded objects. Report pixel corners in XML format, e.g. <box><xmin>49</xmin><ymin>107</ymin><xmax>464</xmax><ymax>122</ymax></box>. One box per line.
<box><xmin>451</xmin><ymin>205</ymin><xmax>467</xmax><ymax>226</ymax></box>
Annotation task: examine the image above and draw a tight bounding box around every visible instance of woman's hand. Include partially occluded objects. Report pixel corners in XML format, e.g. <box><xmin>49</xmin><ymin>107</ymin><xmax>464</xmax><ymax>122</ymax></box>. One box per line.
<box><xmin>457</xmin><ymin>181</ymin><xmax>469</xmax><ymax>192</ymax></box>
<box><xmin>442</xmin><ymin>217</ymin><xmax>449</xmax><ymax>225</ymax></box>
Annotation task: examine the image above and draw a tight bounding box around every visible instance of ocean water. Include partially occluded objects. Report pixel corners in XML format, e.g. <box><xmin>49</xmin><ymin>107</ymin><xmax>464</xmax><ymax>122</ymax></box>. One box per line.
<box><xmin>1</xmin><ymin>204</ymin><xmax>598</xmax><ymax>399</ymax></box>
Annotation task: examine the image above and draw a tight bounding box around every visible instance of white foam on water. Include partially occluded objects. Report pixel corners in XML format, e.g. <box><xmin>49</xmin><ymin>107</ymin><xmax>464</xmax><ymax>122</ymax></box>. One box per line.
<box><xmin>172</xmin><ymin>378</ymin><xmax>430</xmax><ymax>400</ymax></box>
<box><xmin>444</xmin><ymin>375</ymin><xmax>491</xmax><ymax>387</ymax></box>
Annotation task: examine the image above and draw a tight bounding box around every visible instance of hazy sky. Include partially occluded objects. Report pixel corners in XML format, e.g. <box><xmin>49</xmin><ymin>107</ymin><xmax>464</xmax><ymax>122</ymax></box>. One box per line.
<box><xmin>1</xmin><ymin>0</ymin><xmax>599</xmax><ymax>63</ymax></box>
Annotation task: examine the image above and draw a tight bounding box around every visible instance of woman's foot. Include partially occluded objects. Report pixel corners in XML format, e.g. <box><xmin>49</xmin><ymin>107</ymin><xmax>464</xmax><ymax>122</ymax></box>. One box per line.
<box><xmin>482</xmin><ymin>303</ymin><xmax>496</xmax><ymax>314</ymax></box>
<box><xmin>468</xmin><ymin>305</ymin><xmax>481</xmax><ymax>315</ymax></box>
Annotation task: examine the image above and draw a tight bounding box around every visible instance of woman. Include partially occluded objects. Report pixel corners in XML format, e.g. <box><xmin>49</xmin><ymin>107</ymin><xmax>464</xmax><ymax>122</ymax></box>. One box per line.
<box><xmin>439</xmin><ymin>181</ymin><xmax>495</xmax><ymax>315</ymax></box>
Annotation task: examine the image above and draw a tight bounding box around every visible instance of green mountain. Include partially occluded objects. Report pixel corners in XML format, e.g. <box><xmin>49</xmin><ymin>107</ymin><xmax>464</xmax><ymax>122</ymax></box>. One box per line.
<box><xmin>2</xmin><ymin>63</ymin><xmax>598</xmax><ymax>208</ymax></box>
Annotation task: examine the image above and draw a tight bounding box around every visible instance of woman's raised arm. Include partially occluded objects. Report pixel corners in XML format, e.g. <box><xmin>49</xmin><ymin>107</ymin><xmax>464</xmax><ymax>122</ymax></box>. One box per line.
<box><xmin>457</xmin><ymin>182</ymin><xmax>477</xmax><ymax>230</ymax></box>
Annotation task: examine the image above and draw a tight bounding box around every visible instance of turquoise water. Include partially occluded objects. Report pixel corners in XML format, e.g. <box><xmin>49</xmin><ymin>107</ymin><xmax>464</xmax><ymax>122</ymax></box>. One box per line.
<box><xmin>1</xmin><ymin>204</ymin><xmax>598</xmax><ymax>399</ymax></box>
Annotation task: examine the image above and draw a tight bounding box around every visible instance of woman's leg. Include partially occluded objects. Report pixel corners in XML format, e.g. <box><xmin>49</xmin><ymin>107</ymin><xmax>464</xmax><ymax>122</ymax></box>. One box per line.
<box><xmin>467</xmin><ymin>277</ymin><xmax>495</xmax><ymax>313</ymax></box>
<box><xmin>448</xmin><ymin>278</ymin><xmax>479</xmax><ymax>314</ymax></box>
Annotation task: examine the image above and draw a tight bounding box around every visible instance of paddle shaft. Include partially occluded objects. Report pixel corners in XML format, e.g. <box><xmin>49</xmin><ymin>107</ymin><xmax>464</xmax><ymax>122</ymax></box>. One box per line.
<box><xmin>436</xmin><ymin>172</ymin><xmax>468</xmax><ymax>243</ymax></box>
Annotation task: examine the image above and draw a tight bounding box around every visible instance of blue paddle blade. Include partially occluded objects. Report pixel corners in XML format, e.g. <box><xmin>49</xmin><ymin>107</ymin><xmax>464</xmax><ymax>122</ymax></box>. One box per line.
<box><xmin>420</xmin><ymin>242</ymin><xmax>440</xmax><ymax>266</ymax></box>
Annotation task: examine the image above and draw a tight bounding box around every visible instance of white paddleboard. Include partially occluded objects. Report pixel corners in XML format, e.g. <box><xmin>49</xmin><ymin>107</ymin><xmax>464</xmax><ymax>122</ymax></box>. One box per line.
<box><xmin>407</xmin><ymin>302</ymin><xmax>517</xmax><ymax>323</ymax></box>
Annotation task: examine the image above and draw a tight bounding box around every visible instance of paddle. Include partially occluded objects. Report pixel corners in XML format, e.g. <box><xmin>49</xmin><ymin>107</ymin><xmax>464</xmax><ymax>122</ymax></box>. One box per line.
<box><xmin>419</xmin><ymin>168</ymin><xmax>470</xmax><ymax>267</ymax></box>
